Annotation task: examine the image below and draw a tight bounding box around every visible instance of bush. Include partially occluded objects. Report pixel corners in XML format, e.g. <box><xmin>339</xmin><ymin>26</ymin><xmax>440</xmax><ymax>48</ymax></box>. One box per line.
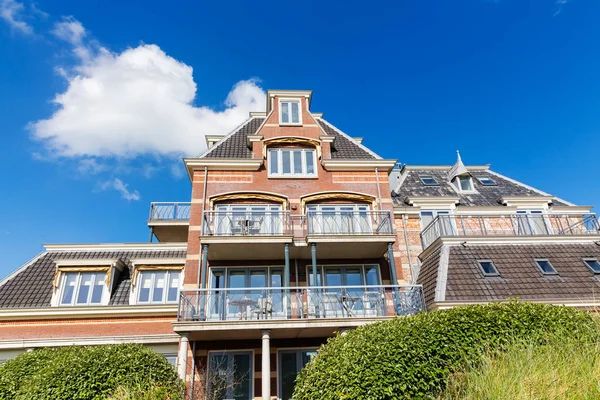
<box><xmin>294</xmin><ymin>302</ymin><xmax>600</xmax><ymax>400</ymax></box>
<box><xmin>0</xmin><ymin>344</ymin><xmax>184</xmax><ymax>400</ymax></box>
<box><xmin>441</xmin><ymin>340</ymin><xmax>600</xmax><ymax>400</ymax></box>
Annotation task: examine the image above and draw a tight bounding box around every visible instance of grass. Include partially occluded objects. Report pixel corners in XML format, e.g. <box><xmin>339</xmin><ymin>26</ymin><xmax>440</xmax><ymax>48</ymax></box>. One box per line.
<box><xmin>441</xmin><ymin>339</ymin><xmax>600</xmax><ymax>400</ymax></box>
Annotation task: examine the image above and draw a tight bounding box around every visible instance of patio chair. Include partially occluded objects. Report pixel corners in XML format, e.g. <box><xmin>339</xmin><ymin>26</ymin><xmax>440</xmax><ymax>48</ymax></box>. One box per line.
<box><xmin>251</xmin><ymin>296</ymin><xmax>273</xmax><ymax>320</ymax></box>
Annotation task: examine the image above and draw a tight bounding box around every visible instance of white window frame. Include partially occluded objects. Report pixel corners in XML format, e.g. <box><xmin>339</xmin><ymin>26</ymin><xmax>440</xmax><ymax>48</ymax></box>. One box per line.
<box><xmin>419</xmin><ymin>175</ymin><xmax>439</xmax><ymax>186</ymax></box>
<box><xmin>534</xmin><ymin>259</ymin><xmax>558</xmax><ymax>275</ymax></box>
<box><xmin>279</xmin><ymin>99</ymin><xmax>302</xmax><ymax>125</ymax></box>
<box><xmin>58</xmin><ymin>271</ymin><xmax>109</xmax><ymax>306</ymax></box>
<box><xmin>516</xmin><ymin>209</ymin><xmax>551</xmax><ymax>235</ymax></box>
<box><xmin>453</xmin><ymin>175</ymin><xmax>475</xmax><ymax>192</ymax></box>
<box><xmin>135</xmin><ymin>270</ymin><xmax>182</xmax><ymax>304</ymax></box>
<box><xmin>477</xmin><ymin>260</ymin><xmax>500</xmax><ymax>277</ymax></box>
<box><xmin>582</xmin><ymin>258</ymin><xmax>600</xmax><ymax>274</ymax></box>
<box><xmin>268</xmin><ymin>148</ymin><xmax>317</xmax><ymax>178</ymax></box>
<box><xmin>214</xmin><ymin>204</ymin><xmax>283</xmax><ymax>235</ymax></box>
<box><xmin>306</xmin><ymin>204</ymin><xmax>372</xmax><ymax>234</ymax></box>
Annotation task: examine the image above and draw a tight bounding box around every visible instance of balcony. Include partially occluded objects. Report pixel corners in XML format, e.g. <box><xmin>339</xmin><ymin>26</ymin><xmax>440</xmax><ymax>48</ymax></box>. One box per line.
<box><xmin>199</xmin><ymin>210</ymin><xmax>396</xmax><ymax>260</ymax></box>
<box><xmin>174</xmin><ymin>285</ymin><xmax>424</xmax><ymax>339</ymax></box>
<box><xmin>420</xmin><ymin>213</ymin><xmax>600</xmax><ymax>250</ymax></box>
<box><xmin>148</xmin><ymin>202</ymin><xmax>191</xmax><ymax>242</ymax></box>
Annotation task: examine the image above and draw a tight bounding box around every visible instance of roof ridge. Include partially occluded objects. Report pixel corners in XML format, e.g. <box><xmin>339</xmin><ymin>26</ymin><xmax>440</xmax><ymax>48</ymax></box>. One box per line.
<box><xmin>486</xmin><ymin>170</ymin><xmax>575</xmax><ymax>206</ymax></box>
<box><xmin>197</xmin><ymin>116</ymin><xmax>264</xmax><ymax>159</ymax></box>
<box><xmin>316</xmin><ymin>118</ymin><xmax>382</xmax><ymax>160</ymax></box>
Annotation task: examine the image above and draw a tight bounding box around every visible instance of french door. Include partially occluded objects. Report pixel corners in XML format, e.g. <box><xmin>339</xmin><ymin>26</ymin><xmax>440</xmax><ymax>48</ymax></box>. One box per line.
<box><xmin>306</xmin><ymin>204</ymin><xmax>370</xmax><ymax>234</ymax></box>
<box><xmin>516</xmin><ymin>210</ymin><xmax>549</xmax><ymax>235</ymax></box>
<box><xmin>278</xmin><ymin>349</ymin><xmax>318</xmax><ymax>400</ymax></box>
<box><xmin>215</xmin><ymin>204</ymin><xmax>282</xmax><ymax>235</ymax></box>
<box><xmin>208</xmin><ymin>351</ymin><xmax>253</xmax><ymax>400</ymax></box>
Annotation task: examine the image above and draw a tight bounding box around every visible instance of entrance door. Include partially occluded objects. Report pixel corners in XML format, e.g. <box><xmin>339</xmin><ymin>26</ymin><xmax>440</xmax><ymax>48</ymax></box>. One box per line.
<box><xmin>279</xmin><ymin>349</ymin><xmax>317</xmax><ymax>400</ymax></box>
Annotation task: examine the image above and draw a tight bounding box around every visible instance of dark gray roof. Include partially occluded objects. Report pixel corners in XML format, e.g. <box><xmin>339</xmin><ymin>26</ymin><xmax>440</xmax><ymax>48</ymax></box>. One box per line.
<box><xmin>200</xmin><ymin>116</ymin><xmax>378</xmax><ymax>160</ymax></box>
<box><xmin>0</xmin><ymin>249</ymin><xmax>186</xmax><ymax>308</ymax></box>
<box><xmin>393</xmin><ymin>168</ymin><xmax>570</xmax><ymax>207</ymax></box>
<box><xmin>418</xmin><ymin>243</ymin><xmax>600</xmax><ymax>307</ymax></box>
<box><xmin>202</xmin><ymin>117</ymin><xmax>264</xmax><ymax>159</ymax></box>
<box><xmin>316</xmin><ymin>119</ymin><xmax>377</xmax><ymax>159</ymax></box>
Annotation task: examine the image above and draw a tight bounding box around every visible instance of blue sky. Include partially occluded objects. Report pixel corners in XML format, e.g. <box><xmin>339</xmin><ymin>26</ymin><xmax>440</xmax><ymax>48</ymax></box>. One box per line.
<box><xmin>0</xmin><ymin>0</ymin><xmax>598</xmax><ymax>275</ymax></box>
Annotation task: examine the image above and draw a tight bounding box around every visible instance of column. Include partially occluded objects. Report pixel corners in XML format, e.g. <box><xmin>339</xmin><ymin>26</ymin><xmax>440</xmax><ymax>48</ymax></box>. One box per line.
<box><xmin>284</xmin><ymin>244</ymin><xmax>291</xmax><ymax>318</ymax></box>
<box><xmin>261</xmin><ymin>330</ymin><xmax>271</xmax><ymax>400</ymax></box>
<box><xmin>200</xmin><ymin>244</ymin><xmax>209</xmax><ymax>321</ymax></box>
<box><xmin>177</xmin><ymin>333</ymin><xmax>189</xmax><ymax>381</ymax></box>
<box><xmin>387</xmin><ymin>243</ymin><xmax>399</xmax><ymax>315</ymax></box>
<box><xmin>311</xmin><ymin>243</ymin><xmax>320</xmax><ymax>318</ymax></box>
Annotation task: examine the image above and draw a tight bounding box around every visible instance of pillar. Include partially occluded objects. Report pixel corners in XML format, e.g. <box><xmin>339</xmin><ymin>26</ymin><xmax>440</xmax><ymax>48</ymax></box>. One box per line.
<box><xmin>387</xmin><ymin>243</ymin><xmax>398</xmax><ymax>285</ymax></box>
<box><xmin>200</xmin><ymin>244</ymin><xmax>209</xmax><ymax>321</ymax></box>
<box><xmin>311</xmin><ymin>243</ymin><xmax>320</xmax><ymax>318</ymax></box>
<box><xmin>284</xmin><ymin>244</ymin><xmax>291</xmax><ymax>318</ymax></box>
<box><xmin>177</xmin><ymin>333</ymin><xmax>189</xmax><ymax>380</ymax></box>
<box><xmin>261</xmin><ymin>330</ymin><xmax>271</xmax><ymax>400</ymax></box>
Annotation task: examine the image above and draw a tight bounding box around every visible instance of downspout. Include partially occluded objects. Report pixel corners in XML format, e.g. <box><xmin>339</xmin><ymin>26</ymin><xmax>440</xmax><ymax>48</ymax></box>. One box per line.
<box><xmin>189</xmin><ymin>341</ymin><xmax>197</xmax><ymax>400</ymax></box>
<box><xmin>197</xmin><ymin>166</ymin><xmax>209</xmax><ymax>288</ymax></box>
<box><xmin>402</xmin><ymin>214</ymin><xmax>416</xmax><ymax>283</ymax></box>
<box><xmin>375</xmin><ymin>167</ymin><xmax>383</xmax><ymax>210</ymax></box>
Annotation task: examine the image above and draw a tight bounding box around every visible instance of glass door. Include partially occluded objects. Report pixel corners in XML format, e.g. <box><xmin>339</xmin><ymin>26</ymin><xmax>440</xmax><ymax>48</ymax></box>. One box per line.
<box><xmin>208</xmin><ymin>352</ymin><xmax>253</xmax><ymax>400</ymax></box>
<box><xmin>516</xmin><ymin>210</ymin><xmax>549</xmax><ymax>235</ymax></box>
<box><xmin>279</xmin><ymin>350</ymin><xmax>317</xmax><ymax>400</ymax></box>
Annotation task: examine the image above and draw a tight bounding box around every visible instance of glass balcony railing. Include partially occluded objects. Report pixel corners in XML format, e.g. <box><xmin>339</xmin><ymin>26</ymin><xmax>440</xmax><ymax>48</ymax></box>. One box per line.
<box><xmin>177</xmin><ymin>285</ymin><xmax>424</xmax><ymax>322</ymax></box>
<box><xmin>149</xmin><ymin>202</ymin><xmax>191</xmax><ymax>221</ymax></box>
<box><xmin>420</xmin><ymin>213</ymin><xmax>600</xmax><ymax>249</ymax></box>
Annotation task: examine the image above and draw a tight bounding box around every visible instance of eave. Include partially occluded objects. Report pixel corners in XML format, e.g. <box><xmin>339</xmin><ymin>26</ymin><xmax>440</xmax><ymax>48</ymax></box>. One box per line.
<box><xmin>183</xmin><ymin>158</ymin><xmax>263</xmax><ymax>180</ymax></box>
<box><xmin>320</xmin><ymin>159</ymin><xmax>397</xmax><ymax>172</ymax></box>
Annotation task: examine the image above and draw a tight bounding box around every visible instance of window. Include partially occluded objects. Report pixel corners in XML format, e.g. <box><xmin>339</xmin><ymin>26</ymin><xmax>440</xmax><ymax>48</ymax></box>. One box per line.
<box><xmin>478</xmin><ymin>260</ymin><xmax>499</xmax><ymax>276</ymax></box>
<box><xmin>420</xmin><ymin>210</ymin><xmax>454</xmax><ymax>233</ymax></box>
<box><xmin>60</xmin><ymin>271</ymin><xmax>107</xmax><ymax>306</ymax></box>
<box><xmin>137</xmin><ymin>270</ymin><xmax>181</xmax><ymax>304</ymax></box>
<box><xmin>215</xmin><ymin>204</ymin><xmax>283</xmax><ymax>235</ymax></box>
<box><xmin>268</xmin><ymin>148</ymin><xmax>316</xmax><ymax>177</ymax></box>
<box><xmin>279</xmin><ymin>349</ymin><xmax>318</xmax><ymax>400</ymax></box>
<box><xmin>419</xmin><ymin>175</ymin><xmax>438</xmax><ymax>186</ymax></box>
<box><xmin>279</xmin><ymin>100</ymin><xmax>301</xmax><ymax>124</ymax></box>
<box><xmin>164</xmin><ymin>354</ymin><xmax>177</xmax><ymax>367</ymax></box>
<box><xmin>535</xmin><ymin>259</ymin><xmax>557</xmax><ymax>275</ymax></box>
<box><xmin>475</xmin><ymin>176</ymin><xmax>496</xmax><ymax>186</ymax></box>
<box><xmin>306</xmin><ymin>204</ymin><xmax>372</xmax><ymax>234</ymax></box>
<box><xmin>583</xmin><ymin>258</ymin><xmax>600</xmax><ymax>274</ymax></box>
<box><xmin>208</xmin><ymin>351</ymin><xmax>253</xmax><ymax>400</ymax></box>
<box><xmin>516</xmin><ymin>210</ymin><xmax>549</xmax><ymax>235</ymax></box>
<box><xmin>454</xmin><ymin>175</ymin><xmax>473</xmax><ymax>191</ymax></box>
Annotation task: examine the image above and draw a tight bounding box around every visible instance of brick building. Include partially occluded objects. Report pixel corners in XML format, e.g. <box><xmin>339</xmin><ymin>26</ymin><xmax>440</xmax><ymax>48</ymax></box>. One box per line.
<box><xmin>1</xmin><ymin>89</ymin><xmax>599</xmax><ymax>400</ymax></box>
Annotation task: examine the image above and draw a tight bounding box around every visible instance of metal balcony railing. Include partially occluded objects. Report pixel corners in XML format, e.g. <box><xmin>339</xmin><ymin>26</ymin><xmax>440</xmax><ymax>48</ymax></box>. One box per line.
<box><xmin>420</xmin><ymin>213</ymin><xmax>600</xmax><ymax>249</ymax></box>
<box><xmin>305</xmin><ymin>210</ymin><xmax>393</xmax><ymax>236</ymax></box>
<box><xmin>202</xmin><ymin>210</ymin><xmax>291</xmax><ymax>236</ymax></box>
<box><xmin>200</xmin><ymin>210</ymin><xmax>394</xmax><ymax>237</ymax></box>
<box><xmin>177</xmin><ymin>285</ymin><xmax>424</xmax><ymax>322</ymax></box>
<box><xmin>149</xmin><ymin>202</ymin><xmax>191</xmax><ymax>221</ymax></box>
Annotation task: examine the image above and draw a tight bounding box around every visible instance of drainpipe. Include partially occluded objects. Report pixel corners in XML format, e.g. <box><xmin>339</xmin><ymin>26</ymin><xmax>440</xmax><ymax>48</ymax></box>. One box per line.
<box><xmin>375</xmin><ymin>167</ymin><xmax>383</xmax><ymax>210</ymax></box>
<box><xmin>402</xmin><ymin>214</ymin><xmax>415</xmax><ymax>283</ymax></box>
<box><xmin>197</xmin><ymin>167</ymin><xmax>208</xmax><ymax>288</ymax></box>
<box><xmin>199</xmin><ymin>244</ymin><xmax>209</xmax><ymax>321</ymax></box>
<box><xmin>311</xmin><ymin>243</ymin><xmax>320</xmax><ymax>318</ymax></box>
<box><xmin>189</xmin><ymin>341</ymin><xmax>196</xmax><ymax>400</ymax></box>
<box><xmin>284</xmin><ymin>244</ymin><xmax>290</xmax><ymax>318</ymax></box>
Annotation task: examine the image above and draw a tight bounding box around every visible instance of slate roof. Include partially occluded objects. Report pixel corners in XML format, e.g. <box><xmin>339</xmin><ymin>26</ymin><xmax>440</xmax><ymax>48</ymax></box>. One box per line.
<box><xmin>0</xmin><ymin>249</ymin><xmax>186</xmax><ymax>308</ymax></box>
<box><xmin>393</xmin><ymin>168</ymin><xmax>570</xmax><ymax>207</ymax></box>
<box><xmin>418</xmin><ymin>243</ymin><xmax>600</xmax><ymax>307</ymax></box>
<box><xmin>200</xmin><ymin>116</ymin><xmax>378</xmax><ymax>160</ymax></box>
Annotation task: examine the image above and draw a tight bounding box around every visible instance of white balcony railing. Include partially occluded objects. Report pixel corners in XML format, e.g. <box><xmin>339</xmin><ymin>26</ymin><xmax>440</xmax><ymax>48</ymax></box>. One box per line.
<box><xmin>149</xmin><ymin>202</ymin><xmax>191</xmax><ymax>221</ymax></box>
<box><xmin>178</xmin><ymin>285</ymin><xmax>424</xmax><ymax>322</ymax></box>
<box><xmin>420</xmin><ymin>213</ymin><xmax>600</xmax><ymax>249</ymax></box>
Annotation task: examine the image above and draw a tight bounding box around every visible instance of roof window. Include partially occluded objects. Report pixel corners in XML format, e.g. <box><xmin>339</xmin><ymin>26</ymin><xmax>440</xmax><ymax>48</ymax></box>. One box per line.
<box><xmin>535</xmin><ymin>259</ymin><xmax>558</xmax><ymax>275</ymax></box>
<box><xmin>478</xmin><ymin>260</ymin><xmax>499</xmax><ymax>276</ymax></box>
<box><xmin>475</xmin><ymin>176</ymin><xmax>496</xmax><ymax>186</ymax></box>
<box><xmin>419</xmin><ymin>175</ymin><xmax>438</xmax><ymax>186</ymax></box>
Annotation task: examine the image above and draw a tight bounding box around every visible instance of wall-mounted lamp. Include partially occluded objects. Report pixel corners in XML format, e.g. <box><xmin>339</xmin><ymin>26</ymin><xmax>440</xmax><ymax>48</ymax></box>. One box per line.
<box><xmin>291</xmin><ymin>205</ymin><xmax>297</xmax><ymax>211</ymax></box>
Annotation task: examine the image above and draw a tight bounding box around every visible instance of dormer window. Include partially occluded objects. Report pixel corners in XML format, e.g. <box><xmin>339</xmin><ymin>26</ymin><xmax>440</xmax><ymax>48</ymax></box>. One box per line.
<box><xmin>60</xmin><ymin>272</ymin><xmax>108</xmax><ymax>306</ymax></box>
<box><xmin>268</xmin><ymin>148</ymin><xmax>316</xmax><ymax>178</ymax></box>
<box><xmin>279</xmin><ymin>100</ymin><xmax>301</xmax><ymax>125</ymax></box>
<box><xmin>454</xmin><ymin>175</ymin><xmax>473</xmax><ymax>192</ymax></box>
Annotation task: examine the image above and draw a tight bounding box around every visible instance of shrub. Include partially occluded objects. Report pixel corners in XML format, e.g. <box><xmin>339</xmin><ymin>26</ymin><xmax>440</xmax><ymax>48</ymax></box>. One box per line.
<box><xmin>0</xmin><ymin>344</ymin><xmax>184</xmax><ymax>400</ymax></box>
<box><xmin>441</xmin><ymin>340</ymin><xmax>600</xmax><ymax>400</ymax></box>
<box><xmin>294</xmin><ymin>302</ymin><xmax>600</xmax><ymax>400</ymax></box>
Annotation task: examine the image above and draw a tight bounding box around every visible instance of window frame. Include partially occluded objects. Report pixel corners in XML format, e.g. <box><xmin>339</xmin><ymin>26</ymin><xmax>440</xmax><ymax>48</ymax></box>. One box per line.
<box><xmin>207</xmin><ymin>350</ymin><xmax>254</xmax><ymax>400</ymax></box>
<box><xmin>477</xmin><ymin>260</ymin><xmax>500</xmax><ymax>277</ymax></box>
<box><xmin>135</xmin><ymin>269</ymin><xmax>182</xmax><ymax>305</ymax></box>
<box><xmin>534</xmin><ymin>259</ymin><xmax>558</xmax><ymax>275</ymax></box>
<box><xmin>279</xmin><ymin>99</ymin><xmax>302</xmax><ymax>125</ymax></box>
<box><xmin>419</xmin><ymin>175</ymin><xmax>439</xmax><ymax>186</ymax></box>
<box><xmin>454</xmin><ymin>175</ymin><xmax>475</xmax><ymax>192</ymax></box>
<box><xmin>268</xmin><ymin>148</ymin><xmax>317</xmax><ymax>178</ymax></box>
<box><xmin>582</xmin><ymin>258</ymin><xmax>600</xmax><ymax>274</ymax></box>
<box><xmin>59</xmin><ymin>271</ymin><xmax>109</xmax><ymax>306</ymax></box>
<box><xmin>475</xmin><ymin>176</ymin><xmax>496</xmax><ymax>186</ymax></box>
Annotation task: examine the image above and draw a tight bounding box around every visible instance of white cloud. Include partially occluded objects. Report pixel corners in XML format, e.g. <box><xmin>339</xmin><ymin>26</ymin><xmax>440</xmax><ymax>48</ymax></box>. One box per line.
<box><xmin>0</xmin><ymin>0</ymin><xmax>33</xmax><ymax>34</ymax></box>
<box><xmin>100</xmin><ymin>178</ymin><xmax>140</xmax><ymax>201</ymax></box>
<box><xmin>78</xmin><ymin>158</ymin><xmax>107</xmax><ymax>174</ymax></box>
<box><xmin>30</xmin><ymin>41</ymin><xmax>266</xmax><ymax>159</ymax></box>
<box><xmin>170</xmin><ymin>163</ymin><xmax>185</xmax><ymax>180</ymax></box>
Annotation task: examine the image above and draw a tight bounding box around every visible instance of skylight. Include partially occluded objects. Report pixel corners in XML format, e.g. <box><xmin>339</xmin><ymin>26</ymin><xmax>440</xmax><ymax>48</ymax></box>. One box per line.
<box><xmin>475</xmin><ymin>176</ymin><xmax>496</xmax><ymax>186</ymax></box>
<box><xmin>535</xmin><ymin>259</ymin><xmax>558</xmax><ymax>275</ymax></box>
<box><xmin>583</xmin><ymin>258</ymin><xmax>600</xmax><ymax>274</ymax></box>
<box><xmin>478</xmin><ymin>260</ymin><xmax>499</xmax><ymax>276</ymax></box>
<box><xmin>419</xmin><ymin>175</ymin><xmax>438</xmax><ymax>186</ymax></box>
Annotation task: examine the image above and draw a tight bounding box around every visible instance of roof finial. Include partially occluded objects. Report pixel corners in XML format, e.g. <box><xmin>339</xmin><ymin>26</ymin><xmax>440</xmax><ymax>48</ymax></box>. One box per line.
<box><xmin>448</xmin><ymin>150</ymin><xmax>469</xmax><ymax>181</ymax></box>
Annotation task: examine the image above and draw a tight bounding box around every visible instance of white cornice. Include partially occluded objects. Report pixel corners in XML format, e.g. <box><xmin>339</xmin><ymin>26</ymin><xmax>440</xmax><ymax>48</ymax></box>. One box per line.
<box><xmin>184</xmin><ymin>159</ymin><xmax>263</xmax><ymax>179</ymax></box>
<box><xmin>0</xmin><ymin>334</ymin><xmax>179</xmax><ymax>350</ymax></box>
<box><xmin>550</xmin><ymin>206</ymin><xmax>594</xmax><ymax>214</ymax></box>
<box><xmin>499</xmin><ymin>196</ymin><xmax>554</xmax><ymax>207</ymax></box>
<box><xmin>44</xmin><ymin>243</ymin><xmax>187</xmax><ymax>252</ymax></box>
<box><xmin>249</xmin><ymin>111</ymin><xmax>267</xmax><ymax>117</ymax></box>
<box><xmin>130</xmin><ymin>258</ymin><xmax>186</xmax><ymax>266</ymax></box>
<box><xmin>393</xmin><ymin>207</ymin><xmax>421</xmax><ymax>216</ymax></box>
<box><xmin>405</xmin><ymin>196</ymin><xmax>460</xmax><ymax>208</ymax></box>
<box><xmin>321</xmin><ymin>159</ymin><xmax>397</xmax><ymax>172</ymax></box>
<box><xmin>401</xmin><ymin>165</ymin><xmax>490</xmax><ymax>172</ymax></box>
<box><xmin>0</xmin><ymin>305</ymin><xmax>178</xmax><ymax>321</ymax></box>
<box><xmin>55</xmin><ymin>259</ymin><xmax>125</xmax><ymax>269</ymax></box>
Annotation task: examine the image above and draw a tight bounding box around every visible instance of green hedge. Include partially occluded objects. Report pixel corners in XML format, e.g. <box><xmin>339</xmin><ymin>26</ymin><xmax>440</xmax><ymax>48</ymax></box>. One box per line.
<box><xmin>294</xmin><ymin>302</ymin><xmax>600</xmax><ymax>400</ymax></box>
<box><xmin>0</xmin><ymin>344</ymin><xmax>184</xmax><ymax>400</ymax></box>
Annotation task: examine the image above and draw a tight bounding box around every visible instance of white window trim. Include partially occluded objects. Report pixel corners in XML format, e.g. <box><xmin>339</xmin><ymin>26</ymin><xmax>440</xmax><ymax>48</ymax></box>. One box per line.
<box><xmin>453</xmin><ymin>175</ymin><xmax>476</xmax><ymax>193</ymax></box>
<box><xmin>582</xmin><ymin>258</ymin><xmax>600</xmax><ymax>274</ymax></box>
<box><xmin>268</xmin><ymin>148</ymin><xmax>317</xmax><ymax>178</ymax></box>
<box><xmin>475</xmin><ymin>176</ymin><xmax>496</xmax><ymax>186</ymax></box>
<box><xmin>278</xmin><ymin>98</ymin><xmax>302</xmax><ymax>125</ymax></box>
<box><xmin>419</xmin><ymin>175</ymin><xmax>439</xmax><ymax>186</ymax></box>
<box><xmin>477</xmin><ymin>260</ymin><xmax>500</xmax><ymax>277</ymax></box>
<box><xmin>534</xmin><ymin>259</ymin><xmax>558</xmax><ymax>275</ymax></box>
<box><xmin>134</xmin><ymin>270</ymin><xmax>183</xmax><ymax>305</ymax></box>
<box><xmin>419</xmin><ymin>209</ymin><xmax>452</xmax><ymax>231</ymax></box>
<box><xmin>57</xmin><ymin>271</ymin><xmax>110</xmax><ymax>307</ymax></box>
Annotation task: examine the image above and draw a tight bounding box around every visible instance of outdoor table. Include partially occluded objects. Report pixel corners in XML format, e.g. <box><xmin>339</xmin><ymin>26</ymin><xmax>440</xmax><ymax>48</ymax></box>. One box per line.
<box><xmin>229</xmin><ymin>297</ymin><xmax>258</xmax><ymax>320</ymax></box>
